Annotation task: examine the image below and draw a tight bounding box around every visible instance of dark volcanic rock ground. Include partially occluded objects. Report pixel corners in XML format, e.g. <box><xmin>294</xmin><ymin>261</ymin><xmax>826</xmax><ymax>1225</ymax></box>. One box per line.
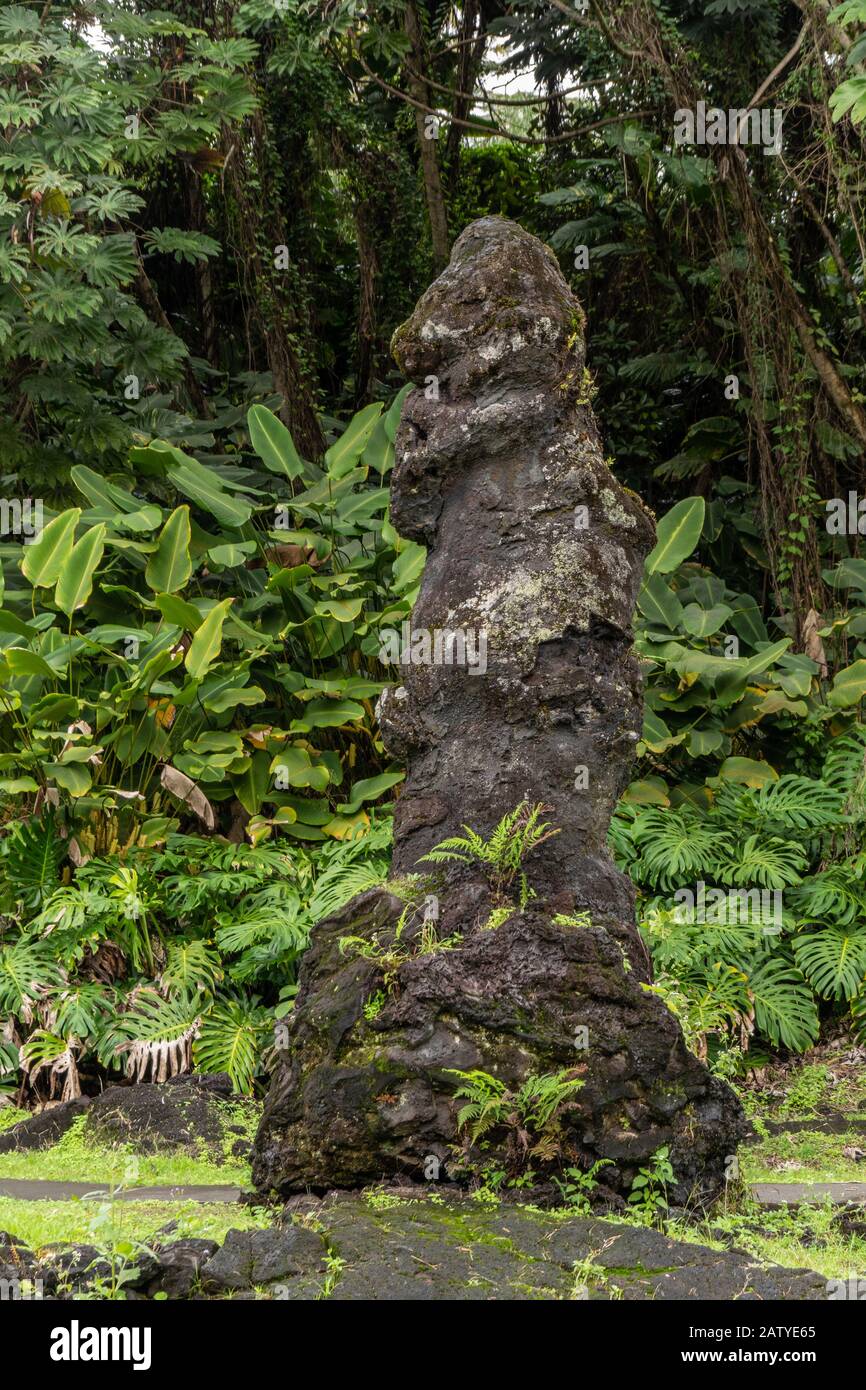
<box><xmin>299</xmin><ymin>1193</ymin><xmax>828</xmax><ymax>1301</ymax></box>
<box><xmin>0</xmin><ymin>1192</ymin><xmax>829</xmax><ymax>1300</ymax></box>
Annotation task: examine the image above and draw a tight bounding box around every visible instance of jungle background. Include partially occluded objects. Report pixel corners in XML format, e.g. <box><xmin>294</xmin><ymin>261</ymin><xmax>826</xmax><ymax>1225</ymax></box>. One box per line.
<box><xmin>1</xmin><ymin>0</ymin><xmax>865</xmax><ymax>1126</ymax></box>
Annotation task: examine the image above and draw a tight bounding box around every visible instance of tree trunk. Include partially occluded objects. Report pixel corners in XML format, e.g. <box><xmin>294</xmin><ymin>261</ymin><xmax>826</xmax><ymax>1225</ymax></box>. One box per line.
<box><xmin>404</xmin><ymin>0</ymin><xmax>451</xmax><ymax>270</ymax></box>
<box><xmin>220</xmin><ymin>115</ymin><xmax>326</xmax><ymax>460</ymax></box>
<box><xmin>133</xmin><ymin>246</ymin><xmax>211</xmax><ymax>420</ymax></box>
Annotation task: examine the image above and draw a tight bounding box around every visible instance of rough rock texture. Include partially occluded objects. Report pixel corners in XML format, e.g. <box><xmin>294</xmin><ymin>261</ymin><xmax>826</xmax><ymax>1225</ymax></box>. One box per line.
<box><xmin>83</xmin><ymin>1074</ymin><xmax>249</xmax><ymax>1156</ymax></box>
<box><xmin>381</xmin><ymin>217</ymin><xmax>655</xmax><ymax>940</ymax></box>
<box><xmin>254</xmin><ymin>216</ymin><xmax>746</xmax><ymax>1203</ymax></box>
<box><xmin>146</xmin><ymin>1238</ymin><xmax>218</xmax><ymax>1299</ymax></box>
<box><xmin>0</xmin><ymin>1096</ymin><xmax>90</xmax><ymax>1153</ymax></box>
<box><xmin>199</xmin><ymin>1225</ymin><xmax>325</xmax><ymax>1293</ymax></box>
<box><xmin>300</xmin><ymin>1192</ymin><xmax>829</xmax><ymax>1302</ymax></box>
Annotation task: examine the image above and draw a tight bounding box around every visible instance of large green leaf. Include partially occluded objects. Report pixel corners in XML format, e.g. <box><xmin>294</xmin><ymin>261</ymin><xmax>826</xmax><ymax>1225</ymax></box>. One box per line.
<box><xmin>248</xmin><ymin>405</ymin><xmax>305</xmax><ymax>480</ymax></box>
<box><xmin>44</xmin><ymin>762</ymin><xmax>92</xmax><ymax>796</ymax></box>
<box><xmin>748</xmin><ymin>957</ymin><xmax>819</xmax><ymax>1052</ymax></box>
<box><xmin>645</xmin><ymin>497</ymin><xmax>705</xmax><ymax>574</ymax></box>
<box><xmin>231</xmin><ymin>750</ymin><xmax>272</xmax><ymax>815</ymax></box>
<box><xmin>6</xmin><ymin>648</ymin><xmax>55</xmax><ymax>679</ymax></box>
<box><xmin>71</xmin><ymin>465</ymin><xmax>145</xmax><ymax>516</ymax></box>
<box><xmin>793</xmin><ymin>927</ymin><xmax>866</xmax><ymax>1001</ymax></box>
<box><xmin>201</xmin><ymin>680</ymin><xmax>265</xmax><ymax>714</ymax></box>
<box><xmin>392</xmin><ymin>541</ymin><xmax>426</xmax><ymax>593</ymax></box>
<box><xmin>337</xmin><ymin>770</ymin><xmax>405</xmax><ymax>814</ymax></box>
<box><xmin>738</xmin><ymin>639</ymin><xmax>791</xmax><ymax>679</ymax></box>
<box><xmin>292</xmin><ymin>698</ymin><xmax>365</xmax><ymax>730</ymax></box>
<box><xmin>145</xmin><ymin>506</ymin><xmax>192</xmax><ymax>594</ymax></box>
<box><xmin>184</xmin><ymin>598</ymin><xmax>233</xmax><ymax>680</ymax></box>
<box><xmin>325</xmin><ymin>403</ymin><xmax>382</xmax><ymax>480</ymax></box>
<box><xmin>828</xmin><ymin>660</ymin><xmax>866</xmax><ymax>708</ymax></box>
<box><xmin>717</xmin><ymin>757</ymin><xmax>778</xmax><ymax>787</ymax></box>
<box><xmin>637</xmin><ymin>574</ymin><xmax>683</xmax><ymax>629</ymax></box>
<box><xmin>21</xmin><ymin>509</ymin><xmax>80</xmax><ymax>588</ymax></box>
<box><xmin>269</xmin><ymin>745</ymin><xmax>330</xmax><ymax>791</ymax></box>
<box><xmin>159</xmin><ymin>447</ymin><xmax>254</xmax><ymax>527</ymax></box>
<box><xmin>55</xmin><ymin>524</ymin><xmax>106</xmax><ymax>615</ymax></box>
<box><xmin>0</xmin><ymin>610</ymin><xmax>38</xmax><ymax>639</ymax></box>
<box><xmin>155</xmin><ymin>591</ymin><xmax>202</xmax><ymax>631</ymax></box>
<box><xmin>681</xmin><ymin>602</ymin><xmax>732</xmax><ymax>638</ymax></box>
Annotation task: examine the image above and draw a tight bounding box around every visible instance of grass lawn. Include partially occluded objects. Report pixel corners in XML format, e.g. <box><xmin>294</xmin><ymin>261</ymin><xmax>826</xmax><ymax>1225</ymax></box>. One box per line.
<box><xmin>0</xmin><ymin>1112</ymin><xmax>256</xmax><ymax>1188</ymax></box>
<box><xmin>0</xmin><ymin>1195</ymin><xmax>273</xmax><ymax>1253</ymax></box>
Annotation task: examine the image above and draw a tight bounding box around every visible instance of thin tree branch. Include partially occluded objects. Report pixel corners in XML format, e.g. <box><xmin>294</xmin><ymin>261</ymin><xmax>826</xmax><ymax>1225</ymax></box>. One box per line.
<box><xmin>736</xmin><ymin>23</ymin><xmax>808</xmax><ymax>142</ymax></box>
<box><xmin>354</xmin><ymin>49</ymin><xmax>649</xmax><ymax>146</ymax></box>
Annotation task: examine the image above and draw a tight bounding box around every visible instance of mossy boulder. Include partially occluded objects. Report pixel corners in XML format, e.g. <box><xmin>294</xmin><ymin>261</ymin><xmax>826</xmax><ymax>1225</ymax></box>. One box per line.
<box><xmin>253</xmin><ymin>891</ymin><xmax>745</xmax><ymax>1203</ymax></box>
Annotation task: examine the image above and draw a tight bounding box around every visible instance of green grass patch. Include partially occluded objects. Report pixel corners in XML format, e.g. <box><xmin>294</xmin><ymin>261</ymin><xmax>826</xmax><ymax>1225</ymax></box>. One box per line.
<box><xmin>0</xmin><ymin>1195</ymin><xmax>273</xmax><ymax>1253</ymax></box>
<box><xmin>777</xmin><ymin>1064</ymin><xmax>830</xmax><ymax>1119</ymax></box>
<box><xmin>0</xmin><ymin>1115</ymin><xmax>253</xmax><ymax>1188</ymax></box>
<box><xmin>677</xmin><ymin>1200</ymin><xmax>866</xmax><ymax>1283</ymax></box>
<box><xmin>0</xmin><ymin>1106</ymin><xmax>29</xmax><ymax>1133</ymax></box>
<box><xmin>743</xmin><ymin>1127</ymin><xmax>866</xmax><ymax>1185</ymax></box>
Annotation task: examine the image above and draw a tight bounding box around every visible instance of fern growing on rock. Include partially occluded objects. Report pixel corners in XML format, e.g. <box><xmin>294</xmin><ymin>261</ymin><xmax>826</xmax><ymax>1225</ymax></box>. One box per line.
<box><xmin>419</xmin><ymin>801</ymin><xmax>560</xmax><ymax>907</ymax></box>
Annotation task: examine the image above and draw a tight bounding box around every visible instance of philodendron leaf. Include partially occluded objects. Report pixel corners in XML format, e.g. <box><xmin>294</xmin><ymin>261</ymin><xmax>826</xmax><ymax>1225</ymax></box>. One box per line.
<box><xmin>55</xmin><ymin>524</ymin><xmax>106</xmax><ymax>616</ymax></box>
<box><xmin>146</xmin><ymin>506</ymin><xmax>192</xmax><ymax>594</ymax></box>
<box><xmin>645</xmin><ymin>497</ymin><xmax>705</xmax><ymax>574</ymax></box>
<box><xmin>248</xmin><ymin>405</ymin><xmax>305</xmax><ymax>480</ymax></box>
<box><xmin>184</xmin><ymin>599</ymin><xmax>233</xmax><ymax>680</ymax></box>
<box><xmin>21</xmin><ymin>509</ymin><xmax>80</xmax><ymax>588</ymax></box>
